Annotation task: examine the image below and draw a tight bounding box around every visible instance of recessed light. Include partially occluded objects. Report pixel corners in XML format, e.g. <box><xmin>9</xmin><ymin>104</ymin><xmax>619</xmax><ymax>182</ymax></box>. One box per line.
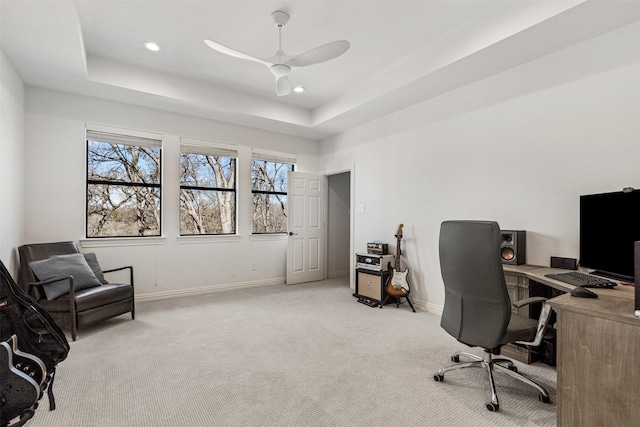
<box><xmin>293</xmin><ymin>86</ymin><xmax>305</xmax><ymax>93</ymax></box>
<box><xmin>143</xmin><ymin>41</ymin><xmax>161</xmax><ymax>52</ymax></box>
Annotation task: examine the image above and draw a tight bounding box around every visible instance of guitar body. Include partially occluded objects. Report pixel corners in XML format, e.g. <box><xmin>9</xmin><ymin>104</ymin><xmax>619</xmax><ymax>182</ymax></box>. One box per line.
<box><xmin>0</xmin><ymin>338</ymin><xmax>42</xmax><ymax>425</ymax></box>
<box><xmin>387</xmin><ymin>267</ymin><xmax>410</xmax><ymax>295</ymax></box>
<box><xmin>6</xmin><ymin>335</ymin><xmax>47</xmax><ymax>387</ymax></box>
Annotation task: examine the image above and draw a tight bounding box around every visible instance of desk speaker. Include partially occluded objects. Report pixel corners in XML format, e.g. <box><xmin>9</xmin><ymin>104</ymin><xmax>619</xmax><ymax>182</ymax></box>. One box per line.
<box><xmin>501</xmin><ymin>230</ymin><xmax>526</xmax><ymax>265</ymax></box>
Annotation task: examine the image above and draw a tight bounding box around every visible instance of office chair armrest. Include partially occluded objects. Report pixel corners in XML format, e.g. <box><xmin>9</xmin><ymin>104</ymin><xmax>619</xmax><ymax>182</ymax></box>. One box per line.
<box><xmin>515</xmin><ymin>298</ymin><xmax>552</xmax><ymax>347</ymax></box>
<box><xmin>512</xmin><ymin>296</ymin><xmax>547</xmax><ymax>309</ymax></box>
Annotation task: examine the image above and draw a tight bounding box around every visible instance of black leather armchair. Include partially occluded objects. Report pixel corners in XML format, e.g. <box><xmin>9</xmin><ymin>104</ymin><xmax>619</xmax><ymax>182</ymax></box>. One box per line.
<box><xmin>18</xmin><ymin>242</ymin><xmax>135</xmax><ymax>341</ymax></box>
<box><xmin>433</xmin><ymin>221</ymin><xmax>552</xmax><ymax>412</ymax></box>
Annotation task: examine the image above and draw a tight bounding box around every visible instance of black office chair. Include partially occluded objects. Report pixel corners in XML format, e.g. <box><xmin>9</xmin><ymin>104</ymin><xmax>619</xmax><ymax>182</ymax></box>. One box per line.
<box><xmin>433</xmin><ymin>220</ymin><xmax>552</xmax><ymax>412</ymax></box>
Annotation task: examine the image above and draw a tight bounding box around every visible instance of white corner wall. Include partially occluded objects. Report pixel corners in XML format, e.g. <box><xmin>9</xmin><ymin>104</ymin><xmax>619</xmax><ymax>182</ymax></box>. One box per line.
<box><xmin>0</xmin><ymin>51</ymin><xmax>26</xmax><ymax>277</ymax></box>
<box><xmin>24</xmin><ymin>88</ymin><xmax>321</xmax><ymax>298</ymax></box>
<box><xmin>321</xmin><ymin>23</ymin><xmax>640</xmax><ymax>312</ymax></box>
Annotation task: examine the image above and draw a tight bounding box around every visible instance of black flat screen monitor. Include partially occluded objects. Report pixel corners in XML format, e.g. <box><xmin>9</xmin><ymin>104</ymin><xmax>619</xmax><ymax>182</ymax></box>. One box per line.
<box><xmin>580</xmin><ymin>189</ymin><xmax>640</xmax><ymax>282</ymax></box>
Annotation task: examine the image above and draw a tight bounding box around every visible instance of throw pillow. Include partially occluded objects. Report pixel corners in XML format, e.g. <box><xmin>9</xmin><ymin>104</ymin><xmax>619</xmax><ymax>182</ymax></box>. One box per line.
<box><xmin>82</xmin><ymin>252</ymin><xmax>109</xmax><ymax>284</ymax></box>
<box><xmin>29</xmin><ymin>253</ymin><xmax>102</xmax><ymax>300</ymax></box>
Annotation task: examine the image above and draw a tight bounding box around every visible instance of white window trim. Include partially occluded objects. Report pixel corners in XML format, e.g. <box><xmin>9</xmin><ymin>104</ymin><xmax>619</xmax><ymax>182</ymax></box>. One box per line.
<box><xmin>251</xmin><ymin>148</ymin><xmax>297</xmax><ymax>164</ymax></box>
<box><xmin>80</xmin><ymin>237</ymin><xmax>167</xmax><ymax>248</ymax></box>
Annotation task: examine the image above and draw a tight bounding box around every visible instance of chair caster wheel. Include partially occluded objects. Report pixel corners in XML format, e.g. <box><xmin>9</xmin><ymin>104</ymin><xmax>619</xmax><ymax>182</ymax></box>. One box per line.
<box><xmin>486</xmin><ymin>402</ymin><xmax>499</xmax><ymax>412</ymax></box>
<box><xmin>451</xmin><ymin>355</ymin><xmax>460</xmax><ymax>362</ymax></box>
<box><xmin>434</xmin><ymin>374</ymin><xmax>444</xmax><ymax>382</ymax></box>
<box><xmin>539</xmin><ymin>394</ymin><xmax>550</xmax><ymax>404</ymax></box>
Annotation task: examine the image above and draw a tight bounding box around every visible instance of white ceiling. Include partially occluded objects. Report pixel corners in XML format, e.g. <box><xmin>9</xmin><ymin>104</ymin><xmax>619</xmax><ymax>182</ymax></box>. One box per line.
<box><xmin>2</xmin><ymin>1</ymin><xmax>639</xmax><ymax>140</ymax></box>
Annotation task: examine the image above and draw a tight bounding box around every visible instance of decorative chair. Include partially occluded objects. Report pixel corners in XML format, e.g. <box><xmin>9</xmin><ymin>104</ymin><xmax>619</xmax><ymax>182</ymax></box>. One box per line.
<box><xmin>18</xmin><ymin>242</ymin><xmax>134</xmax><ymax>341</ymax></box>
<box><xmin>433</xmin><ymin>220</ymin><xmax>552</xmax><ymax>412</ymax></box>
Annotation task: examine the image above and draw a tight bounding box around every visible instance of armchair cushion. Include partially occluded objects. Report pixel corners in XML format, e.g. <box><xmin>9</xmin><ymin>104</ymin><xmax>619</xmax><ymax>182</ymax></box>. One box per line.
<box><xmin>29</xmin><ymin>253</ymin><xmax>102</xmax><ymax>300</ymax></box>
<box><xmin>82</xmin><ymin>252</ymin><xmax>108</xmax><ymax>284</ymax></box>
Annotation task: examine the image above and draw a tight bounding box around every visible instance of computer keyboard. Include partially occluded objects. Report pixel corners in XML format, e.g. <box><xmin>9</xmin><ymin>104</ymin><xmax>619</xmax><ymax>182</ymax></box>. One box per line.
<box><xmin>545</xmin><ymin>271</ymin><xmax>617</xmax><ymax>288</ymax></box>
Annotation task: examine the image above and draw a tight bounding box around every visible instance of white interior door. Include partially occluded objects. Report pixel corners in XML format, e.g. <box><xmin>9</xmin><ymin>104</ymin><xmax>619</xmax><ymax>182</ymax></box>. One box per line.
<box><xmin>286</xmin><ymin>171</ymin><xmax>325</xmax><ymax>285</ymax></box>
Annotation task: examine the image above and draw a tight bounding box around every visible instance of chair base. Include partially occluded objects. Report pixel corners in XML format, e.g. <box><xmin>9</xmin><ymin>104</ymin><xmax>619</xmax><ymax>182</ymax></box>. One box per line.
<box><xmin>433</xmin><ymin>350</ymin><xmax>550</xmax><ymax>412</ymax></box>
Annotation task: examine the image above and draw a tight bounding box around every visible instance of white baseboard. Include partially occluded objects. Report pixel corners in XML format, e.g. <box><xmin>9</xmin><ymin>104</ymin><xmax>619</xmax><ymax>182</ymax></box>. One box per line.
<box><xmin>327</xmin><ymin>269</ymin><xmax>349</xmax><ymax>279</ymax></box>
<box><xmin>411</xmin><ymin>298</ymin><xmax>443</xmax><ymax>316</ymax></box>
<box><xmin>135</xmin><ymin>277</ymin><xmax>285</xmax><ymax>302</ymax></box>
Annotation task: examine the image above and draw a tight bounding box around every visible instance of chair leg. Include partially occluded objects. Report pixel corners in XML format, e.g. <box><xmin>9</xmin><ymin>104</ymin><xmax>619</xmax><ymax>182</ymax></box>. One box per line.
<box><xmin>70</xmin><ymin>304</ymin><xmax>78</xmax><ymax>342</ymax></box>
<box><xmin>482</xmin><ymin>359</ymin><xmax>500</xmax><ymax>411</ymax></box>
<box><xmin>494</xmin><ymin>363</ymin><xmax>550</xmax><ymax>401</ymax></box>
<box><xmin>70</xmin><ymin>316</ymin><xmax>77</xmax><ymax>342</ymax></box>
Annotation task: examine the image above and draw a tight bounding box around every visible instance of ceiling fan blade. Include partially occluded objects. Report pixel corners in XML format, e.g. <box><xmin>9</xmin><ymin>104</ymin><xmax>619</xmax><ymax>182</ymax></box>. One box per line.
<box><xmin>284</xmin><ymin>40</ymin><xmax>350</xmax><ymax>67</ymax></box>
<box><xmin>204</xmin><ymin>39</ymin><xmax>271</xmax><ymax>66</ymax></box>
<box><xmin>276</xmin><ymin>76</ymin><xmax>291</xmax><ymax>96</ymax></box>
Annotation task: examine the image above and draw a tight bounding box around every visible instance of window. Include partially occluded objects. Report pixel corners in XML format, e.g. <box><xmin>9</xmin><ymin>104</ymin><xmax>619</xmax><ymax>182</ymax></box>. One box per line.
<box><xmin>86</xmin><ymin>128</ymin><xmax>162</xmax><ymax>237</ymax></box>
<box><xmin>251</xmin><ymin>151</ymin><xmax>295</xmax><ymax>234</ymax></box>
<box><xmin>180</xmin><ymin>140</ymin><xmax>237</xmax><ymax>235</ymax></box>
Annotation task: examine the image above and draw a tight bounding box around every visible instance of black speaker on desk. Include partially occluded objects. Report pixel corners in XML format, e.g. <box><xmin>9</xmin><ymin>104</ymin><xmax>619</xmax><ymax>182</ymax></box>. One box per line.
<box><xmin>501</xmin><ymin>230</ymin><xmax>526</xmax><ymax>265</ymax></box>
<box><xmin>635</xmin><ymin>241</ymin><xmax>639</xmax><ymax>316</ymax></box>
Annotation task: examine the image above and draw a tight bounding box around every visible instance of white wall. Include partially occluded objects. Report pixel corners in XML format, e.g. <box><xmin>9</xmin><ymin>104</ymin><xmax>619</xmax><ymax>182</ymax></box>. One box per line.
<box><xmin>0</xmin><ymin>51</ymin><xmax>25</xmax><ymax>277</ymax></box>
<box><xmin>24</xmin><ymin>88</ymin><xmax>320</xmax><ymax>298</ymax></box>
<box><xmin>320</xmin><ymin>23</ymin><xmax>640</xmax><ymax>312</ymax></box>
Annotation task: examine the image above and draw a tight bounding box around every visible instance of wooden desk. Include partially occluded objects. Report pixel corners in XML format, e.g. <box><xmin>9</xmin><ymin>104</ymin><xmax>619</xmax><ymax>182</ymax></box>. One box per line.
<box><xmin>526</xmin><ymin>268</ymin><xmax>639</xmax><ymax>427</ymax></box>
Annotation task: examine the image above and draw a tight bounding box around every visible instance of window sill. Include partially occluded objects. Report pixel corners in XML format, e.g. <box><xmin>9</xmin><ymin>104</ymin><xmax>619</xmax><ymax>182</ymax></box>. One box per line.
<box><xmin>177</xmin><ymin>235</ymin><xmax>241</xmax><ymax>244</ymax></box>
<box><xmin>249</xmin><ymin>234</ymin><xmax>287</xmax><ymax>242</ymax></box>
<box><xmin>80</xmin><ymin>237</ymin><xmax>167</xmax><ymax>248</ymax></box>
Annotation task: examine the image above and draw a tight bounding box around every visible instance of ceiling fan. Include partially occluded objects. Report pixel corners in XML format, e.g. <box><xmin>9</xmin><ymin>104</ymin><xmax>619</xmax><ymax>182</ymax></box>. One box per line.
<box><xmin>204</xmin><ymin>11</ymin><xmax>350</xmax><ymax>96</ymax></box>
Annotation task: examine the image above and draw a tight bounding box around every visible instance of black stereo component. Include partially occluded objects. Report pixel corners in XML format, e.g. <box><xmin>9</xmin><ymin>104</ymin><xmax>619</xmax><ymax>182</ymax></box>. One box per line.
<box><xmin>367</xmin><ymin>242</ymin><xmax>388</xmax><ymax>255</ymax></box>
<box><xmin>550</xmin><ymin>256</ymin><xmax>578</xmax><ymax>270</ymax></box>
<box><xmin>501</xmin><ymin>230</ymin><xmax>526</xmax><ymax>265</ymax></box>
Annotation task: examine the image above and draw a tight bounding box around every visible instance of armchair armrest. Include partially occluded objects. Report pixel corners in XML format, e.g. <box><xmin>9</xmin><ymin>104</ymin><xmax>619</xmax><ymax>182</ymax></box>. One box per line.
<box><xmin>28</xmin><ymin>276</ymin><xmax>77</xmax><ymax>303</ymax></box>
<box><xmin>102</xmin><ymin>265</ymin><xmax>134</xmax><ymax>288</ymax></box>
<box><xmin>512</xmin><ymin>296</ymin><xmax>547</xmax><ymax>309</ymax></box>
<box><xmin>28</xmin><ymin>275</ymin><xmax>74</xmax><ymax>289</ymax></box>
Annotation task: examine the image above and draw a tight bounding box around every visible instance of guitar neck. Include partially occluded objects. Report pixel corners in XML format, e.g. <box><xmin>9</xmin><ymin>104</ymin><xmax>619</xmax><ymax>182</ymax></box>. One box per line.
<box><xmin>395</xmin><ymin>234</ymin><xmax>402</xmax><ymax>270</ymax></box>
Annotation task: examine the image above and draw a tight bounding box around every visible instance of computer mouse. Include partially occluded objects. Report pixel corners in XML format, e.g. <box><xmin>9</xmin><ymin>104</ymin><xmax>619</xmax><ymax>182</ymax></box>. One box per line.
<box><xmin>570</xmin><ymin>286</ymin><xmax>598</xmax><ymax>298</ymax></box>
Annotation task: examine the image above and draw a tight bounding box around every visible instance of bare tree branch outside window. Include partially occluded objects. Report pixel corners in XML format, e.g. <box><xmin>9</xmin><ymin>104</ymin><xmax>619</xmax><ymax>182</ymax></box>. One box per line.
<box><xmin>180</xmin><ymin>153</ymin><xmax>236</xmax><ymax>235</ymax></box>
<box><xmin>251</xmin><ymin>160</ymin><xmax>293</xmax><ymax>233</ymax></box>
<box><xmin>87</xmin><ymin>140</ymin><xmax>161</xmax><ymax>237</ymax></box>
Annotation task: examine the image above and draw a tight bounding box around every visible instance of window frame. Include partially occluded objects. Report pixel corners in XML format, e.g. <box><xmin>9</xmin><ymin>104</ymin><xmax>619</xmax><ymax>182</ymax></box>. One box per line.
<box><xmin>85</xmin><ymin>127</ymin><xmax>163</xmax><ymax>238</ymax></box>
<box><xmin>179</xmin><ymin>140</ymin><xmax>238</xmax><ymax>236</ymax></box>
<box><xmin>250</xmin><ymin>150</ymin><xmax>296</xmax><ymax>235</ymax></box>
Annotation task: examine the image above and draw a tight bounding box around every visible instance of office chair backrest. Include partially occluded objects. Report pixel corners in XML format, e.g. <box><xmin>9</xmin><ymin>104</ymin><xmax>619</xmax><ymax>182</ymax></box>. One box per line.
<box><xmin>439</xmin><ymin>221</ymin><xmax>511</xmax><ymax>350</ymax></box>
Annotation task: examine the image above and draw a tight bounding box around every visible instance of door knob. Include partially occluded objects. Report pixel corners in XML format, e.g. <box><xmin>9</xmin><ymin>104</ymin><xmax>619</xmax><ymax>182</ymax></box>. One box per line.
<box><xmin>288</xmin><ymin>232</ymin><xmax>298</xmax><ymax>236</ymax></box>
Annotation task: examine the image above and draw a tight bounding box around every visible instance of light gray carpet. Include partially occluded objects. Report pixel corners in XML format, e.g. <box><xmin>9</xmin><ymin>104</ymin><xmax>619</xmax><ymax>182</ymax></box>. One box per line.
<box><xmin>26</xmin><ymin>277</ymin><xmax>556</xmax><ymax>426</ymax></box>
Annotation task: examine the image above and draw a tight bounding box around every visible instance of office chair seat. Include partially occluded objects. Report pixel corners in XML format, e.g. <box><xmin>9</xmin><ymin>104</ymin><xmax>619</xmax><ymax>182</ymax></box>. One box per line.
<box><xmin>501</xmin><ymin>315</ymin><xmax>539</xmax><ymax>345</ymax></box>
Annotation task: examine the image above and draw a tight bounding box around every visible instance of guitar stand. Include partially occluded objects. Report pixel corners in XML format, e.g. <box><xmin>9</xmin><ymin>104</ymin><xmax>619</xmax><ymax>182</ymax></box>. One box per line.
<box><xmin>380</xmin><ymin>291</ymin><xmax>416</xmax><ymax>313</ymax></box>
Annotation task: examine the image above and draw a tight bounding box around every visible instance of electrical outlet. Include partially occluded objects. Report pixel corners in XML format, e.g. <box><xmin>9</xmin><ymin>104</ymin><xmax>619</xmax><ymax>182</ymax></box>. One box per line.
<box><xmin>251</xmin><ymin>263</ymin><xmax>256</xmax><ymax>271</ymax></box>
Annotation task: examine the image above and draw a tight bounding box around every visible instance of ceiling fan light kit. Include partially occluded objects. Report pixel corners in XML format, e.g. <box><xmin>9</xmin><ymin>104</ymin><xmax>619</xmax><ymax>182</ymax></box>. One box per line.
<box><xmin>204</xmin><ymin>10</ymin><xmax>349</xmax><ymax>96</ymax></box>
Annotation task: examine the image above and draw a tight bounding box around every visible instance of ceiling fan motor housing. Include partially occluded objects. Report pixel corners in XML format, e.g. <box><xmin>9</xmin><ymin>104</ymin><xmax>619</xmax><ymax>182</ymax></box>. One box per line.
<box><xmin>271</xmin><ymin>64</ymin><xmax>291</xmax><ymax>77</ymax></box>
<box><xmin>271</xmin><ymin>11</ymin><xmax>290</xmax><ymax>28</ymax></box>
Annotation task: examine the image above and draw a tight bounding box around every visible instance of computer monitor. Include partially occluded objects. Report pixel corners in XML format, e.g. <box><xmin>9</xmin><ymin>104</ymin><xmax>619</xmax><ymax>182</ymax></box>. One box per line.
<box><xmin>580</xmin><ymin>189</ymin><xmax>640</xmax><ymax>282</ymax></box>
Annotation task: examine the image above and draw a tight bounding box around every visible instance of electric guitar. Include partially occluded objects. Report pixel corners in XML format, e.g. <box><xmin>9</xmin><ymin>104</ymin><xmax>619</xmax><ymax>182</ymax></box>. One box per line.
<box><xmin>0</xmin><ymin>335</ymin><xmax>46</xmax><ymax>424</ymax></box>
<box><xmin>387</xmin><ymin>224</ymin><xmax>410</xmax><ymax>295</ymax></box>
